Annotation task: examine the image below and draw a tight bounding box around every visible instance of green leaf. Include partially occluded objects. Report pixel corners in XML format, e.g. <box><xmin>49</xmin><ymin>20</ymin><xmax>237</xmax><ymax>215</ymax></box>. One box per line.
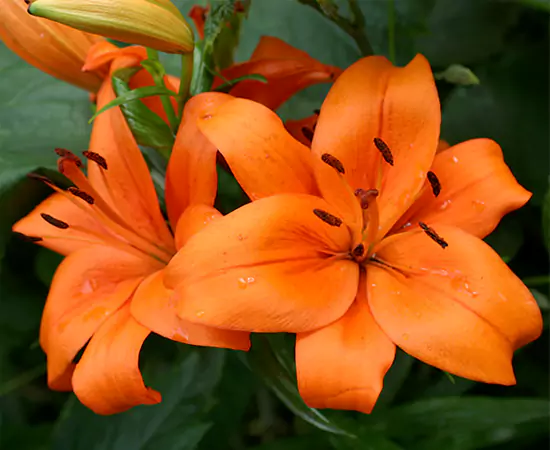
<box><xmin>111</xmin><ymin>76</ymin><xmax>175</xmax><ymax>156</ymax></box>
<box><xmin>369</xmin><ymin>397</ymin><xmax>549</xmax><ymax>450</ymax></box>
<box><xmin>484</xmin><ymin>216</ymin><xmax>524</xmax><ymax>263</ymax></box>
<box><xmin>543</xmin><ymin>185</ymin><xmax>550</xmax><ymax>251</ymax></box>
<box><xmin>53</xmin><ymin>348</ymin><xmax>225</xmax><ymax>450</ymax></box>
<box><xmin>243</xmin><ymin>335</ymin><xmax>354</xmax><ymax>438</ymax></box>
<box><xmin>442</xmin><ymin>42</ymin><xmax>549</xmax><ymax>204</ymax></box>
<box><xmin>89</xmin><ymin>86</ymin><xmax>176</xmax><ymax>123</ymax></box>
<box><xmin>514</xmin><ymin>0</ymin><xmax>550</xmax><ymax>12</ymax></box>
<box><xmin>0</xmin><ymin>43</ymin><xmax>91</xmax><ymax>231</ymax></box>
<box><xmin>214</xmin><ymin>73</ymin><xmax>268</xmax><ymax>93</ymax></box>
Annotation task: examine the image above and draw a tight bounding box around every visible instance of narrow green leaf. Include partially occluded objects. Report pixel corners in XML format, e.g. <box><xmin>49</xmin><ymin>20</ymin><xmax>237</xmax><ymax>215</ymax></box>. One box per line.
<box><xmin>243</xmin><ymin>335</ymin><xmax>355</xmax><ymax>437</ymax></box>
<box><xmin>369</xmin><ymin>397</ymin><xmax>549</xmax><ymax>450</ymax></box>
<box><xmin>514</xmin><ymin>0</ymin><xmax>550</xmax><ymax>12</ymax></box>
<box><xmin>53</xmin><ymin>348</ymin><xmax>225</xmax><ymax>450</ymax></box>
<box><xmin>111</xmin><ymin>77</ymin><xmax>175</xmax><ymax>157</ymax></box>
<box><xmin>214</xmin><ymin>73</ymin><xmax>268</xmax><ymax>93</ymax></box>
<box><xmin>543</xmin><ymin>185</ymin><xmax>550</xmax><ymax>251</ymax></box>
<box><xmin>89</xmin><ymin>86</ymin><xmax>177</xmax><ymax>123</ymax></box>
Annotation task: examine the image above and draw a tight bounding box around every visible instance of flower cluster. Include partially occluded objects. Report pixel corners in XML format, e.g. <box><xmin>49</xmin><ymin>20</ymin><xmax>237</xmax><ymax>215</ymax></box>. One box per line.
<box><xmin>3</xmin><ymin>0</ymin><xmax>542</xmax><ymax>416</ymax></box>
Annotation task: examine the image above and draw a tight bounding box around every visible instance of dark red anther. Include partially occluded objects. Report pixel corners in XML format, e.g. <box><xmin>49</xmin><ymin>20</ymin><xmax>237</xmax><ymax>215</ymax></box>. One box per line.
<box><xmin>321</xmin><ymin>153</ymin><xmax>345</xmax><ymax>174</ymax></box>
<box><xmin>41</xmin><ymin>213</ymin><xmax>69</xmax><ymax>229</ymax></box>
<box><xmin>13</xmin><ymin>232</ymin><xmax>42</xmax><ymax>243</ymax></box>
<box><xmin>419</xmin><ymin>222</ymin><xmax>448</xmax><ymax>249</ymax></box>
<box><xmin>301</xmin><ymin>127</ymin><xmax>314</xmax><ymax>142</ymax></box>
<box><xmin>83</xmin><ymin>151</ymin><xmax>108</xmax><ymax>170</ymax></box>
<box><xmin>68</xmin><ymin>187</ymin><xmax>95</xmax><ymax>205</ymax></box>
<box><xmin>352</xmin><ymin>243</ymin><xmax>365</xmax><ymax>258</ymax></box>
<box><xmin>427</xmin><ymin>171</ymin><xmax>441</xmax><ymax>197</ymax></box>
<box><xmin>373</xmin><ymin>138</ymin><xmax>394</xmax><ymax>166</ymax></box>
<box><xmin>313</xmin><ymin>209</ymin><xmax>343</xmax><ymax>227</ymax></box>
<box><xmin>55</xmin><ymin>148</ymin><xmax>82</xmax><ymax>167</ymax></box>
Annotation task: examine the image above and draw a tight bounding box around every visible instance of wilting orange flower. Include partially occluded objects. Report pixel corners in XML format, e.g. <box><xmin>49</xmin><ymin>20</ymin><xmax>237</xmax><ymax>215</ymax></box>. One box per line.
<box><xmin>165</xmin><ymin>55</ymin><xmax>543</xmax><ymax>414</ymax></box>
<box><xmin>0</xmin><ymin>0</ymin><xmax>105</xmax><ymax>91</ymax></box>
<box><xmin>13</xmin><ymin>46</ymin><xmax>249</xmax><ymax>415</ymax></box>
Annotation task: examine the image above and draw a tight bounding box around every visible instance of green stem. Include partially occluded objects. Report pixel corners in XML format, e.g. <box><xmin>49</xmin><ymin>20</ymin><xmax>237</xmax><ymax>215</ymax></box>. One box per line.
<box><xmin>299</xmin><ymin>0</ymin><xmax>373</xmax><ymax>56</ymax></box>
<box><xmin>387</xmin><ymin>0</ymin><xmax>396</xmax><ymax>63</ymax></box>
<box><xmin>523</xmin><ymin>275</ymin><xmax>550</xmax><ymax>287</ymax></box>
<box><xmin>145</xmin><ymin>48</ymin><xmax>179</xmax><ymax>134</ymax></box>
<box><xmin>0</xmin><ymin>364</ymin><xmax>46</xmax><ymax>397</ymax></box>
<box><xmin>177</xmin><ymin>52</ymin><xmax>194</xmax><ymax>117</ymax></box>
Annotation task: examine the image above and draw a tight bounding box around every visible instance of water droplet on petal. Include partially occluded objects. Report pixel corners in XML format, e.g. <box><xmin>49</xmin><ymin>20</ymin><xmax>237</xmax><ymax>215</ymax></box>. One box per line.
<box><xmin>452</xmin><ymin>155</ymin><xmax>459</xmax><ymax>163</ymax></box>
<box><xmin>237</xmin><ymin>234</ymin><xmax>244</xmax><ymax>241</ymax></box>
<box><xmin>439</xmin><ymin>199</ymin><xmax>452</xmax><ymax>211</ymax></box>
<box><xmin>196</xmin><ymin>310</ymin><xmax>205</xmax><ymax>318</ymax></box>
<box><xmin>472</xmin><ymin>200</ymin><xmax>486</xmax><ymax>212</ymax></box>
<box><xmin>247</xmin><ymin>277</ymin><xmax>255</xmax><ymax>284</ymax></box>
<box><xmin>238</xmin><ymin>278</ymin><xmax>248</xmax><ymax>289</ymax></box>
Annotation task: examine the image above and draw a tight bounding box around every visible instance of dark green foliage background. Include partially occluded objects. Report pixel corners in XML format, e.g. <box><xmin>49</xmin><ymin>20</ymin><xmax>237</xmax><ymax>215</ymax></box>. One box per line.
<box><xmin>0</xmin><ymin>1</ymin><xmax>548</xmax><ymax>449</ymax></box>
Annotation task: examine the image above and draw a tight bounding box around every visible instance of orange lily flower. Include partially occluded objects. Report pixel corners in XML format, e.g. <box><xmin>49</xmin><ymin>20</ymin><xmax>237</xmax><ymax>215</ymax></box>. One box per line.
<box><xmin>165</xmin><ymin>55</ymin><xmax>543</xmax><ymax>414</ymax></box>
<box><xmin>12</xmin><ymin>46</ymin><xmax>249</xmax><ymax>415</ymax></box>
<box><xmin>214</xmin><ymin>36</ymin><xmax>342</xmax><ymax>110</ymax></box>
<box><xmin>0</xmin><ymin>0</ymin><xmax>105</xmax><ymax>91</ymax></box>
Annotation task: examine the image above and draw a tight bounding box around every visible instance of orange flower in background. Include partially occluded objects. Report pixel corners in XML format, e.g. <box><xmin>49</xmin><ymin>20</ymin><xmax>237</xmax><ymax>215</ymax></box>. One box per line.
<box><xmin>0</xmin><ymin>0</ymin><xmax>105</xmax><ymax>91</ymax></box>
<box><xmin>215</xmin><ymin>36</ymin><xmax>342</xmax><ymax>110</ymax></box>
<box><xmin>13</xmin><ymin>46</ymin><xmax>249</xmax><ymax>415</ymax></box>
<box><xmin>165</xmin><ymin>55</ymin><xmax>543</xmax><ymax>414</ymax></box>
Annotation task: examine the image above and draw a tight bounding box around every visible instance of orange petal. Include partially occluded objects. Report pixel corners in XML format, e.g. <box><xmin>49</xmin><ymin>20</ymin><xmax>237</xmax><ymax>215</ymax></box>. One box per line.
<box><xmin>82</xmin><ymin>41</ymin><xmax>146</xmax><ymax>72</ymax></box>
<box><xmin>72</xmin><ymin>305</ymin><xmax>161</xmax><ymax>415</ymax></box>
<box><xmin>395</xmin><ymin>139</ymin><xmax>532</xmax><ymax>238</ymax></box>
<box><xmin>173</xmin><ymin>204</ymin><xmax>222</xmax><ymax>250</ymax></box>
<box><xmin>285</xmin><ymin>114</ymin><xmax>319</xmax><ymax>147</ymax></box>
<box><xmin>197</xmin><ymin>98</ymin><xmax>317</xmax><ymax>200</ymax></box>
<box><xmin>312</xmin><ymin>55</ymin><xmax>441</xmax><ymax>239</ymax></box>
<box><xmin>165</xmin><ymin>93</ymin><xmax>232</xmax><ymax>227</ymax></box>
<box><xmin>296</xmin><ymin>274</ymin><xmax>395</xmax><ymax>414</ymax></box>
<box><xmin>131</xmin><ymin>271</ymin><xmax>250</xmax><ymax>350</ymax></box>
<box><xmin>216</xmin><ymin>36</ymin><xmax>341</xmax><ymax>110</ymax></box>
<box><xmin>188</xmin><ymin>5</ymin><xmax>207</xmax><ymax>40</ymax></box>
<box><xmin>40</xmin><ymin>245</ymin><xmax>161</xmax><ymax>389</ymax></box>
<box><xmin>165</xmin><ymin>194</ymin><xmax>359</xmax><ymax>332</ymax></box>
<box><xmin>129</xmin><ymin>70</ymin><xmax>178</xmax><ymax>124</ymax></box>
<box><xmin>368</xmin><ymin>225</ymin><xmax>542</xmax><ymax>384</ymax></box>
<box><xmin>12</xmin><ymin>193</ymin><xmax>104</xmax><ymax>256</ymax></box>
<box><xmin>87</xmin><ymin>60</ymin><xmax>174</xmax><ymax>253</ymax></box>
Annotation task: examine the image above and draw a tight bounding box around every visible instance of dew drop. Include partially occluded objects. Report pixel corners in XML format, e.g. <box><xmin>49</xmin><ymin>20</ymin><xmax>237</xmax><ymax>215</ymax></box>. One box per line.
<box><xmin>247</xmin><ymin>276</ymin><xmax>255</xmax><ymax>284</ymax></box>
<box><xmin>472</xmin><ymin>200</ymin><xmax>486</xmax><ymax>212</ymax></box>
<box><xmin>196</xmin><ymin>310</ymin><xmax>205</xmax><ymax>318</ymax></box>
<box><xmin>451</xmin><ymin>275</ymin><xmax>479</xmax><ymax>297</ymax></box>
<box><xmin>452</xmin><ymin>155</ymin><xmax>459</xmax><ymax>164</ymax></box>
<box><xmin>439</xmin><ymin>199</ymin><xmax>452</xmax><ymax>211</ymax></box>
<box><xmin>238</xmin><ymin>277</ymin><xmax>248</xmax><ymax>289</ymax></box>
<box><xmin>237</xmin><ymin>234</ymin><xmax>244</xmax><ymax>241</ymax></box>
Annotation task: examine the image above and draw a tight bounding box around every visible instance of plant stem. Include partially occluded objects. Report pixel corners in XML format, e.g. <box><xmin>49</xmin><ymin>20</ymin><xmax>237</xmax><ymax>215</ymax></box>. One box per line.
<box><xmin>298</xmin><ymin>0</ymin><xmax>373</xmax><ymax>56</ymax></box>
<box><xmin>145</xmin><ymin>48</ymin><xmax>179</xmax><ymax>133</ymax></box>
<box><xmin>177</xmin><ymin>52</ymin><xmax>194</xmax><ymax>117</ymax></box>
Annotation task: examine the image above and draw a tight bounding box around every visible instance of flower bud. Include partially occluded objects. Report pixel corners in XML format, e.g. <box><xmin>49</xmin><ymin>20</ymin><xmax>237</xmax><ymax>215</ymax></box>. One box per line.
<box><xmin>27</xmin><ymin>0</ymin><xmax>194</xmax><ymax>54</ymax></box>
<box><xmin>0</xmin><ymin>0</ymin><xmax>104</xmax><ymax>91</ymax></box>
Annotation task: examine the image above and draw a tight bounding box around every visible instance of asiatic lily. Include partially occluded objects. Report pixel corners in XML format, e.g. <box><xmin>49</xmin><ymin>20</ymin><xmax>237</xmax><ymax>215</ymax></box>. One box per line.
<box><xmin>165</xmin><ymin>55</ymin><xmax>543</xmax><ymax>414</ymax></box>
<box><xmin>0</xmin><ymin>0</ymin><xmax>104</xmax><ymax>91</ymax></box>
<box><xmin>13</xmin><ymin>46</ymin><xmax>248</xmax><ymax>415</ymax></box>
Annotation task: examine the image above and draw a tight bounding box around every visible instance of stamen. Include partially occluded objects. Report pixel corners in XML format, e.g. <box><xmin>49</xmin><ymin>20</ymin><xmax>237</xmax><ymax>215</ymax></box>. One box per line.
<box><xmin>301</xmin><ymin>127</ymin><xmax>314</xmax><ymax>142</ymax></box>
<box><xmin>313</xmin><ymin>109</ymin><xmax>320</xmax><ymax>115</ymax></box>
<box><xmin>67</xmin><ymin>186</ymin><xmax>95</xmax><ymax>205</ymax></box>
<box><xmin>352</xmin><ymin>243</ymin><xmax>365</xmax><ymax>258</ymax></box>
<box><xmin>27</xmin><ymin>173</ymin><xmax>53</xmax><ymax>184</ymax></box>
<box><xmin>83</xmin><ymin>151</ymin><xmax>108</xmax><ymax>170</ymax></box>
<box><xmin>13</xmin><ymin>232</ymin><xmax>42</xmax><ymax>243</ymax></box>
<box><xmin>373</xmin><ymin>138</ymin><xmax>394</xmax><ymax>166</ymax></box>
<box><xmin>354</xmin><ymin>188</ymin><xmax>379</xmax><ymax>209</ymax></box>
<box><xmin>321</xmin><ymin>153</ymin><xmax>345</xmax><ymax>174</ymax></box>
<box><xmin>427</xmin><ymin>171</ymin><xmax>441</xmax><ymax>197</ymax></box>
<box><xmin>41</xmin><ymin>213</ymin><xmax>69</xmax><ymax>229</ymax></box>
<box><xmin>313</xmin><ymin>209</ymin><xmax>342</xmax><ymax>227</ymax></box>
<box><xmin>55</xmin><ymin>148</ymin><xmax>82</xmax><ymax>167</ymax></box>
<box><xmin>419</xmin><ymin>222</ymin><xmax>448</xmax><ymax>249</ymax></box>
